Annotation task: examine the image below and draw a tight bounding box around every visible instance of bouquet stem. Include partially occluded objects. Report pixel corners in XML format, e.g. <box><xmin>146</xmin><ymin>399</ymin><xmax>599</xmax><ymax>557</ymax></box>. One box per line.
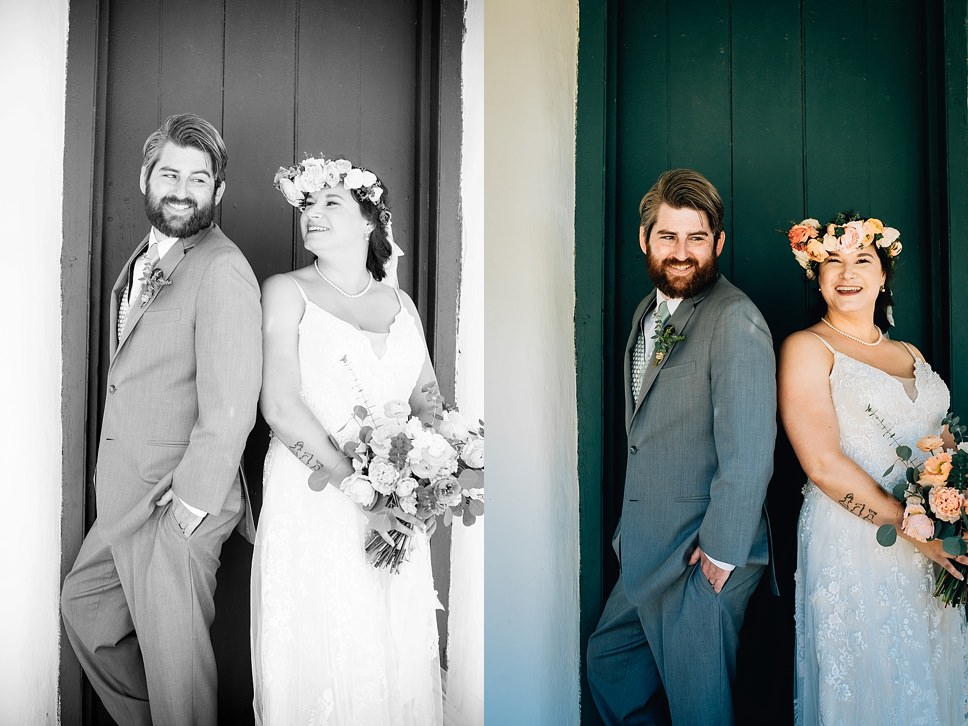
<box><xmin>933</xmin><ymin>562</ymin><xmax>968</xmax><ymax>616</ymax></box>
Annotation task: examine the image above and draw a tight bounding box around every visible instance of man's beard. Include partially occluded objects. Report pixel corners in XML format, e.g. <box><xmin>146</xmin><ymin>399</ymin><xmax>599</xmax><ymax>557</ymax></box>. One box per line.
<box><xmin>144</xmin><ymin>182</ymin><xmax>216</xmax><ymax>238</ymax></box>
<box><xmin>646</xmin><ymin>246</ymin><xmax>719</xmax><ymax>299</ymax></box>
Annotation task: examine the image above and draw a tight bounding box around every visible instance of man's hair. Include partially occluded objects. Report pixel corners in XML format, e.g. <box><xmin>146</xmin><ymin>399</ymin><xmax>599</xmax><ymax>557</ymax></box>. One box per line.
<box><xmin>142</xmin><ymin>114</ymin><xmax>228</xmax><ymax>185</ymax></box>
<box><xmin>638</xmin><ymin>168</ymin><xmax>724</xmax><ymax>241</ymax></box>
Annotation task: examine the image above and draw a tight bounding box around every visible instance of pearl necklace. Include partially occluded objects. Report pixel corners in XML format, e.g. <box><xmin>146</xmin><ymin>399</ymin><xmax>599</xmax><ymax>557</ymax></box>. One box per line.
<box><xmin>314</xmin><ymin>260</ymin><xmax>372</xmax><ymax>298</ymax></box>
<box><xmin>820</xmin><ymin>316</ymin><xmax>883</xmax><ymax>346</ymax></box>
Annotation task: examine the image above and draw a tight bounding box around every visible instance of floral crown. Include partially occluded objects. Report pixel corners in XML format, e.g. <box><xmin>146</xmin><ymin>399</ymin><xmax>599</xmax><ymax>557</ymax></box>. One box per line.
<box><xmin>273</xmin><ymin>156</ymin><xmax>392</xmax><ymax>227</ymax></box>
<box><xmin>787</xmin><ymin>211</ymin><xmax>902</xmax><ymax>280</ymax></box>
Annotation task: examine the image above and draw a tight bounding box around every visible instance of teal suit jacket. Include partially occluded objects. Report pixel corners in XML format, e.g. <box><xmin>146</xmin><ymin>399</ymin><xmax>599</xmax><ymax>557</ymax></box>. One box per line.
<box><xmin>618</xmin><ymin>274</ymin><xmax>776</xmax><ymax>607</ymax></box>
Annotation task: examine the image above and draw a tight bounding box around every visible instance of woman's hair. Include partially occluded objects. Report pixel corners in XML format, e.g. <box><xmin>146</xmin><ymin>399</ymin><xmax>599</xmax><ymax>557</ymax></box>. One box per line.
<box><xmin>142</xmin><ymin>113</ymin><xmax>228</xmax><ymax>186</ymax></box>
<box><xmin>355</xmin><ymin>182</ymin><xmax>392</xmax><ymax>282</ymax></box>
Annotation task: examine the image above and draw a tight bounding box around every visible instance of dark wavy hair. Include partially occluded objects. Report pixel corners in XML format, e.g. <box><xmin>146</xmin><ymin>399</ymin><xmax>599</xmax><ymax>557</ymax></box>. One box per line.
<box><xmin>352</xmin><ymin>177</ymin><xmax>393</xmax><ymax>282</ymax></box>
<box><xmin>142</xmin><ymin>113</ymin><xmax>228</xmax><ymax>187</ymax></box>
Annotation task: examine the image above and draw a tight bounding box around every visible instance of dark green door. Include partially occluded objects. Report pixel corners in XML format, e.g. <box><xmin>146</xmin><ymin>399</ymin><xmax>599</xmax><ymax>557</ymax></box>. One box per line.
<box><xmin>576</xmin><ymin>1</ymin><xmax>968</xmax><ymax>723</ymax></box>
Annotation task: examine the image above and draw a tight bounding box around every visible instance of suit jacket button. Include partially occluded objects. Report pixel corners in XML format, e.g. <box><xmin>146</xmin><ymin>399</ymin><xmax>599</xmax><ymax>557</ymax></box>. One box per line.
<box><xmin>629</xmin><ymin>445</ymin><xmax>637</xmax><ymax>455</ymax></box>
<box><xmin>108</xmin><ymin>384</ymin><xmax>117</xmax><ymax>394</ymax></box>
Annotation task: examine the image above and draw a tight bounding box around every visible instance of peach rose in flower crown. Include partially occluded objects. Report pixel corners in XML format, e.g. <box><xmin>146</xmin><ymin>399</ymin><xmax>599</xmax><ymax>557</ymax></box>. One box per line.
<box><xmin>788</xmin><ymin>222</ymin><xmax>818</xmax><ymax>248</ymax></box>
<box><xmin>901</xmin><ymin>503</ymin><xmax>935</xmax><ymax>542</ymax></box>
<box><xmin>919</xmin><ymin>452</ymin><xmax>953</xmax><ymax>486</ymax></box>
<box><xmin>917</xmin><ymin>435</ymin><xmax>946</xmax><ymax>453</ymax></box>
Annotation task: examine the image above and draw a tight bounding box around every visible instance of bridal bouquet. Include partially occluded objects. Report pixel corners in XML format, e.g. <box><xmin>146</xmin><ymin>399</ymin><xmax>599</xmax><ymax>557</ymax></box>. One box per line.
<box><xmin>871</xmin><ymin>406</ymin><xmax>968</xmax><ymax>609</ymax></box>
<box><xmin>331</xmin><ymin>386</ymin><xmax>485</xmax><ymax>572</ymax></box>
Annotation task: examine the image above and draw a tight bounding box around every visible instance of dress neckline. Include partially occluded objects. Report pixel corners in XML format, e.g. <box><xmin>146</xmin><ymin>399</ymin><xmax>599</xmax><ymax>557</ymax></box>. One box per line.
<box><xmin>829</xmin><ymin>348</ymin><xmax>924</xmax><ymax>404</ymax></box>
<box><xmin>300</xmin><ymin>298</ymin><xmax>410</xmax><ymax>361</ymax></box>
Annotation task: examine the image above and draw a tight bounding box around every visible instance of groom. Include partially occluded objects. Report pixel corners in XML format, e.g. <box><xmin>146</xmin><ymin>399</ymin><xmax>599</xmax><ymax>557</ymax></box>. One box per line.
<box><xmin>61</xmin><ymin>114</ymin><xmax>262</xmax><ymax>725</ymax></box>
<box><xmin>586</xmin><ymin>169</ymin><xmax>776</xmax><ymax>725</ymax></box>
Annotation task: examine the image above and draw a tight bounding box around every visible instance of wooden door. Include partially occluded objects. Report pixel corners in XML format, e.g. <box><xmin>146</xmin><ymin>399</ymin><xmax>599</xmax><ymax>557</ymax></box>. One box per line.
<box><xmin>62</xmin><ymin>1</ymin><xmax>463</xmax><ymax>724</ymax></box>
<box><xmin>575</xmin><ymin>1</ymin><xmax>965</xmax><ymax>723</ymax></box>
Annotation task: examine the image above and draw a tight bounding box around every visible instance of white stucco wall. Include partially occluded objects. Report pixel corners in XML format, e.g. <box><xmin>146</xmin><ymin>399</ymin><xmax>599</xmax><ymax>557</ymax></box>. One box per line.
<box><xmin>484</xmin><ymin>1</ymin><xmax>580</xmax><ymax>724</ymax></box>
<box><xmin>0</xmin><ymin>0</ymin><xmax>69</xmax><ymax>724</ymax></box>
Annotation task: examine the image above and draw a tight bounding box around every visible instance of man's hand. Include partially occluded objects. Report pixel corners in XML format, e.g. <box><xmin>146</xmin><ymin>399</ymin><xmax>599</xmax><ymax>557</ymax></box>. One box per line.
<box><xmin>689</xmin><ymin>546</ymin><xmax>730</xmax><ymax>593</ymax></box>
<box><xmin>156</xmin><ymin>488</ymin><xmax>205</xmax><ymax>537</ymax></box>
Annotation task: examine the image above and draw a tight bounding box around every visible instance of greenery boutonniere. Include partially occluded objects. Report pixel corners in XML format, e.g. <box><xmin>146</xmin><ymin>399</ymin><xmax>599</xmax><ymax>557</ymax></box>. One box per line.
<box><xmin>139</xmin><ymin>268</ymin><xmax>172</xmax><ymax>306</ymax></box>
<box><xmin>652</xmin><ymin>321</ymin><xmax>685</xmax><ymax>366</ymax></box>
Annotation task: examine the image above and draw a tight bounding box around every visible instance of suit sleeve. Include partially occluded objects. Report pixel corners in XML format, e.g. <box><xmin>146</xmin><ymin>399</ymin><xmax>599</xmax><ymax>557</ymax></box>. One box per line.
<box><xmin>171</xmin><ymin>248</ymin><xmax>263</xmax><ymax>514</ymax></box>
<box><xmin>698</xmin><ymin>298</ymin><xmax>776</xmax><ymax>567</ymax></box>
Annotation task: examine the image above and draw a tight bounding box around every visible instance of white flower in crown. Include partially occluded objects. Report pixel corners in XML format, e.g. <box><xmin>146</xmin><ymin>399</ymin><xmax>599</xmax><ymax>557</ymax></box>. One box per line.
<box><xmin>272</xmin><ymin>155</ymin><xmax>389</xmax><ymax>217</ymax></box>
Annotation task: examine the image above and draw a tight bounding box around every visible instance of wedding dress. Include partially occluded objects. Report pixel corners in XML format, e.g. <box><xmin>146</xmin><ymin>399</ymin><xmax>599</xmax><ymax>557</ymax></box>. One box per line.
<box><xmin>795</xmin><ymin>338</ymin><xmax>968</xmax><ymax>725</ymax></box>
<box><xmin>251</xmin><ymin>280</ymin><xmax>443</xmax><ymax>726</ymax></box>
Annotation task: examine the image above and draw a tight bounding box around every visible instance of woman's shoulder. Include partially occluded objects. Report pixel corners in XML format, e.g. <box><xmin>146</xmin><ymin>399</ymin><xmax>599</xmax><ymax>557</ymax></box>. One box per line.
<box><xmin>262</xmin><ymin>268</ymin><xmax>314</xmax><ymax>310</ymax></box>
<box><xmin>885</xmin><ymin>336</ymin><xmax>926</xmax><ymax>363</ymax></box>
<box><xmin>780</xmin><ymin>326</ymin><xmax>836</xmax><ymax>362</ymax></box>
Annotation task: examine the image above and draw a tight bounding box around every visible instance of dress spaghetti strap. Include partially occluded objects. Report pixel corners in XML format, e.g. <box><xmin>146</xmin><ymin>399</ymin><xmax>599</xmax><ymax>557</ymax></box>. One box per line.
<box><xmin>898</xmin><ymin>340</ymin><xmax>924</xmax><ymax>364</ymax></box>
<box><xmin>285</xmin><ymin>275</ymin><xmax>310</xmax><ymax>304</ymax></box>
<box><xmin>805</xmin><ymin>330</ymin><xmax>837</xmax><ymax>354</ymax></box>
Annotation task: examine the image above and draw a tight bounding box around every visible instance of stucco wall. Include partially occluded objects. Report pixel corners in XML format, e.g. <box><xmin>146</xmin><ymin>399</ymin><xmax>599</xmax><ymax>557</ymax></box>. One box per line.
<box><xmin>0</xmin><ymin>1</ymin><xmax>69</xmax><ymax>724</ymax></box>
<box><xmin>484</xmin><ymin>1</ymin><xmax>581</xmax><ymax>723</ymax></box>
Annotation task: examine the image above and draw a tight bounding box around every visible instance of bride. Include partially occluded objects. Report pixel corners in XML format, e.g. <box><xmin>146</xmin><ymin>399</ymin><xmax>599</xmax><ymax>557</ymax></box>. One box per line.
<box><xmin>780</xmin><ymin>212</ymin><xmax>968</xmax><ymax>724</ymax></box>
<box><xmin>251</xmin><ymin>156</ymin><xmax>443</xmax><ymax>725</ymax></box>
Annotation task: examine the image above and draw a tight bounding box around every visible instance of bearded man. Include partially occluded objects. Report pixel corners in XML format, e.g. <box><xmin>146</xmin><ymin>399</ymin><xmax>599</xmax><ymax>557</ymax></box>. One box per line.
<box><xmin>586</xmin><ymin>168</ymin><xmax>776</xmax><ymax>725</ymax></box>
<box><xmin>61</xmin><ymin>114</ymin><xmax>262</xmax><ymax>726</ymax></box>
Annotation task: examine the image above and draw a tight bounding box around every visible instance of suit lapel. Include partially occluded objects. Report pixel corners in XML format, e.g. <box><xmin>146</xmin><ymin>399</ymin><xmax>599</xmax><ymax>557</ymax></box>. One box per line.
<box><xmin>110</xmin><ymin>235</ymin><xmax>150</xmax><ymax>359</ymax></box>
<box><xmin>627</xmin><ymin>278</ymin><xmax>719</xmax><ymax>429</ymax></box>
<box><xmin>111</xmin><ymin>226</ymin><xmax>211</xmax><ymax>363</ymax></box>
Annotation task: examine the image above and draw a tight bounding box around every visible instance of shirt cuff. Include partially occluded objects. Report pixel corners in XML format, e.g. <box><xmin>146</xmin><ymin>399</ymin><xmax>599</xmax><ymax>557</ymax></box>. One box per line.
<box><xmin>705</xmin><ymin>554</ymin><xmax>735</xmax><ymax>572</ymax></box>
<box><xmin>174</xmin><ymin>493</ymin><xmax>208</xmax><ymax>518</ymax></box>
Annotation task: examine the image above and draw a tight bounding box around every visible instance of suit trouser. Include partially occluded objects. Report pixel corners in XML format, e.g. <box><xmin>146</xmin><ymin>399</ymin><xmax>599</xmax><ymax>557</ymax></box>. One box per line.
<box><xmin>587</xmin><ymin>561</ymin><xmax>764</xmax><ymax>726</ymax></box>
<box><xmin>61</xmin><ymin>488</ymin><xmax>242</xmax><ymax>726</ymax></box>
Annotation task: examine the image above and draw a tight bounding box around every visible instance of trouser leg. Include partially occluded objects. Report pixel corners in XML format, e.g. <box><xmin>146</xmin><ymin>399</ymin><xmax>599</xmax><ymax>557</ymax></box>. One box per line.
<box><xmin>659</xmin><ymin>562</ymin><xmax>764</xmax><ymax>726</ymax></box>
<box><xmin>61</xmin><ymin>521</ymin><xmax>151</xmax><ymax>726</ymax></box>
<box><xmin>115</xmin><ymin>491</ymin><xmax>242</xmax><ymax>726</ymax></box>
<box><xmin>587</xmin><ymin>576</ymin><xmax>669</xmax><ymax>725</ymax></box>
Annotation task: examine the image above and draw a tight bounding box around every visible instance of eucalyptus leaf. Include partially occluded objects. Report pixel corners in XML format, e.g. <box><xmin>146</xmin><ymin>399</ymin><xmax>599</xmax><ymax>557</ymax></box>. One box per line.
<box><xmin>353</xmin><ymin>405</ymin><xmax>369</xmax><ymax>420</ymax></box>
<box><xmin>907</xmin><ymin>467</ymin><xmax>918</xmax><ymax>484</ymax></box>
<box><xmin>896</xmin><ymin>445</ymin><xmax>912</xmax><ymax>460</ymax></box>
<box><xmin>882</xmin><ymin>463</ymin><xmax>896</xmax><ymax>477</ymax></box>
<box><xmin>467</xmin><ymin>498</ymin><xmax>485</xmax><ymax>516</ymax></box>
<box><xmin>943</xmin><ymin>536</ymin><xmax>968</xmax><ymax>556</ymax></box>
<box><xmin>892</xmin><ymin>483</ymin><xmax>908</xmax><ymax>501</ymax></box>
<box><xmin>876</xmin><ymin>524</ymin><xmax>898</xmax><ymax>547</ymax></box>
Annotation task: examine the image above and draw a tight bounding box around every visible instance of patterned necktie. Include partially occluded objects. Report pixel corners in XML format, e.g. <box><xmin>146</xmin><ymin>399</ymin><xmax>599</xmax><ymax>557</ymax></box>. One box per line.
<box><xmin>117</xmin><ymin>241</ymin><xmax>160</xmax><ymax>340</ymax></box>
<box><xmin>631</xmin><ymin>300</ymin><xmax>671</xmax><ymax>397</ymax></box>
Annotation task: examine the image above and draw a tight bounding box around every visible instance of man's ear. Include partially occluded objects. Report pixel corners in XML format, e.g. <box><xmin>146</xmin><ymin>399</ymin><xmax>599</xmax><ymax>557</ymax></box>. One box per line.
<box><xmin>714</xmin><ymin>231</ymin><xmax>725</xmax><ymax>257</ymax></box>
<box><xmin>214</xmin><ymin>180</ymin><xmax>226</xmax><ymax>206</ymax></box>
<box><xmin>639</xmin><ymin>226</ymin><xmax>648</xmax><ymax>255</ymax></box>
<box><xmin>139</xmin><ymin>166</ymin><xmax>148</xmax><ymax>195</ymax></box>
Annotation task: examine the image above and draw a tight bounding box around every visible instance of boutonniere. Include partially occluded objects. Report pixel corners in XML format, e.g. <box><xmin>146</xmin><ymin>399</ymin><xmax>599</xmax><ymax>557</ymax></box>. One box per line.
<box><xmin>139</xmin><ymin>268</ymin><xmax>172</xmax><ymax>306</ymax></box>
<box><xmin>652</xmin><ymin>322</ymin><xmax>685</xmax><ymax>366</ymax></box>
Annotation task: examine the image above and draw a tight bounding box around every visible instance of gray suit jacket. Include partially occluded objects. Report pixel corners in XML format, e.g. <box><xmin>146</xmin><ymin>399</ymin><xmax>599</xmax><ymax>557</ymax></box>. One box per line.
<box><xmin>97</xmin><ymin>224</ymin><xmax>262</xmax><ymax>544</ymax></box>
<box><xmin>618</xmin><ymin>275</ymin><xmax>776</xmax><ymax>608</ymax></box>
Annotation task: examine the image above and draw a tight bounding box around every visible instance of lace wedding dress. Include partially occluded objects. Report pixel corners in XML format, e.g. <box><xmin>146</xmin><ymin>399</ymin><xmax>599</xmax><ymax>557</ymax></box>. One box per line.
<box><xmin>795</xmin><ymin>338</ymin><xmax>968</xmax><ymax>725</ymax></box>
<box><xmin>251</xmin><ymin>280</ymin><xmax>443</xmax><ymax>726</ymax></box>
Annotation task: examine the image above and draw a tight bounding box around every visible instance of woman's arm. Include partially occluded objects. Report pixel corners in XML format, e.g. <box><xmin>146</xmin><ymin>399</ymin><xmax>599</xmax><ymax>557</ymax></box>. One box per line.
<box><xmin>259</xmin><ymin>274</ymin><xmax>353</xmax><ymax>487</ymax></box>
<box><xmin>399</xmin><ymin>291</ymin><xmax>441</xmax><ymax>422</ymax></box>
<box><xmin>779</xmin><ymin>331</ymin><xmax>967</xmax><ymax>577</ymax></box>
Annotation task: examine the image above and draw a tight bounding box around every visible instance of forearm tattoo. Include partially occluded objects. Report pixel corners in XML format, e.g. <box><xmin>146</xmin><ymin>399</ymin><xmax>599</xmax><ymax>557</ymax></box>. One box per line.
<box><xmin>288</xmin><ymin>441</ymin><xmax>325</xmax><ymax>472</ymax></box>
<box><xmin>838</xmin><ymin>492</ymin><xmax>877</xmax><ymax>523</ymax></box>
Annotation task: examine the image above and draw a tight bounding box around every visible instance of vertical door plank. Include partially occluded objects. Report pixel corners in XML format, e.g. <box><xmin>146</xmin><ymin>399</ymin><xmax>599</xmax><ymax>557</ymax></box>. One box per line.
<box><xmin>865</xmin><ymin>0</ymin><xmax>928</xmax><ymax>345</ymax></box>
<box><xmin>730</xmin><ymin>0</ymin><xmax>806</xmax><ymax>340</ymax></box>
<box><xmin>803</xmin><ymin>0</ymin><xmax>870</xmax><ymax>213</ymax></box>
<box><xmin>222</xmin><ymin>0</ymin><xmax>297</xmax><ymax>283</ymax></box>
<box><xmin>159</xmin><ymin>0</ymin><xmax>225</xmax><ymax>125</ymax></box>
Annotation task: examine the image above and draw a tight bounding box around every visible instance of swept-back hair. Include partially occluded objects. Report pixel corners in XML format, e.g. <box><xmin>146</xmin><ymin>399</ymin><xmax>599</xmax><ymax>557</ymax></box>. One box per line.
<box><xmin>639</xmin><ymin>168</ymin><xmax>724</xmax><ymax>240</ymax></box>
<box><xmin>142</xmin><ymin>113</ymin><xmax>228</xmax><ymax>185</ymax></box>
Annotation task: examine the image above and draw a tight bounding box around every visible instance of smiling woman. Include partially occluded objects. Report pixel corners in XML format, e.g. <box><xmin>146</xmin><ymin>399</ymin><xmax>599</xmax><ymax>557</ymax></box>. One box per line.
<box><xmin>778</xmin><ymin>212</ymin><xmax>968</xmax><ymax>724</ymax></box>
<box><xmin>251</xmin><ymin>155</ymin><xmax>447</xmax><ymax>724</ymax></box>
